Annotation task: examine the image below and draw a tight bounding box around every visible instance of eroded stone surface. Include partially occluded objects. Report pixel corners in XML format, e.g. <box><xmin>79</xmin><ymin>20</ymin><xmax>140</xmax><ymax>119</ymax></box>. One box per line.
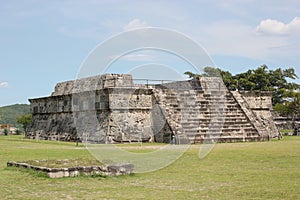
<box><xmin>7</xmin><ymin>161</ymin><xmax>134</xmax><ymax>178</ymax></box>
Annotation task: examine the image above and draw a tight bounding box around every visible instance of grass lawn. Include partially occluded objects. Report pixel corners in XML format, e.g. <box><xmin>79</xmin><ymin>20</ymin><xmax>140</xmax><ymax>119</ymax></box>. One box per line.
<box><xmin>0</xmin><ymin>135</ymin><xmax>299</xmax><ymax>199</ymax></box>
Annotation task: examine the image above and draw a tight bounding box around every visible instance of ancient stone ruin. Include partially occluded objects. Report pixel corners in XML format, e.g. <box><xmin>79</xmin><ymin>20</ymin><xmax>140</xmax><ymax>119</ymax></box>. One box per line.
<box><xmin>27</xmin><ymin>74</ymin><xmax>278</xmax><ymax>144</ymax></box>
<box><xmin>7</xmin><ymin>160</ymin><xmax>134</xmax><ymax>178</ymax></box>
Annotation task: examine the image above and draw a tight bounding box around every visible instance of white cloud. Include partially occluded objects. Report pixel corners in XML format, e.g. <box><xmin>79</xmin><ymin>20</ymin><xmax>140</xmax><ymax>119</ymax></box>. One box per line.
<box><xmin>0</xmin><ymin>82</ymin><xmax>8</xmax><ymax>88</ymax></box>
<box><xmin>194</xmin><ymin>19</ymin><xmax>299</xmax><ymax>64</ymax></box>
<box><xmin>121</xmin><ymin>54</ymin><xmax>157</xmax><ymax>61</ymax></box>
<box><xmin>110</xmin><ymin>53</ymin><xmax>158</xmax><ymax>62</ymax></box>
<box><xmin>257</xmin><ymin>17</ymin><xmax>300</xmax><ymax>35</ymax></box>
<box><xmin>123</xmin><ymin>19</ymin><xmax>149</xmax><ymax>31</ymax></box>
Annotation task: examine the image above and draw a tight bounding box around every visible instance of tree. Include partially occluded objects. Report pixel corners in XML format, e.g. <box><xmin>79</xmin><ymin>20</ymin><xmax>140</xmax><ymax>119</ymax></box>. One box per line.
<box><xmin>229</xmin><ymin>65</ymin><xmax>297</xmax><ymax>90</ymax></box>
<box><xmin>16</xmin><ymin>114</ymin><xmax>32</xmax><ymax>133</ymax></box>
<box><xmin>15</xmin><ymin>129</ymin><xmax>21</xmax><ymax>135</ymax></box>
<box><xmin>202</xmin><ymin>66</ymin><xmax>221</xmax><ymax>77</ymax></box>
<box><xmin>184</xmin><ymin>71</ymin><xmax>200</xmax><ymax>78</ymax></box>
<box><xmin>274</xmin><ymin>90</ymin><xmax>300</xmax><ymax>128</ymax></box>
<box><xmin>184</xmin><ymin>67</ymin><xmax>223</xmax><ymax>78</ymax></box>
<box><xmin>3</xmin><ymin>128</ymin><xmax>8</xmax><ymax>135</ymax></box>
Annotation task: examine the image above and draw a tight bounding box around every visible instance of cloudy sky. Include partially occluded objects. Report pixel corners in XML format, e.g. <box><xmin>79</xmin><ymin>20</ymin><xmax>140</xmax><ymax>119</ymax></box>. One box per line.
<box><xmin>0</xmin><ymin>0</ymin><xmax>300</xmax><ymax>106</ymax></box>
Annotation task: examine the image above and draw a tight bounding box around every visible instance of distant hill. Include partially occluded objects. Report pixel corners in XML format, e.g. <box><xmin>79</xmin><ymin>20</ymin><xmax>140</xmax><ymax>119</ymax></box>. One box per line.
<box><xmin>0</xmin><ymin>104</ymin><xmax>30</xmax><ymax>125</ymax></box>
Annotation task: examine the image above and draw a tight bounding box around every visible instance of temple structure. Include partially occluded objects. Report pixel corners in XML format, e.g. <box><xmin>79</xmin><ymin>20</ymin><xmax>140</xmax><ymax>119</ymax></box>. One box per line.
<box><xmin>27</xmin><ymin>74</ymin><xmax>278</xmax><ymax>144</ymax></box>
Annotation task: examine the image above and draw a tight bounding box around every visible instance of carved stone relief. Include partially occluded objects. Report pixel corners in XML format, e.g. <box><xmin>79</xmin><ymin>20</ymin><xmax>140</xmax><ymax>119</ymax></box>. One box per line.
<box><xmin>108</xmin><ymin>111</ymin><xmax>152</xmax><ymax>142</ymax></box>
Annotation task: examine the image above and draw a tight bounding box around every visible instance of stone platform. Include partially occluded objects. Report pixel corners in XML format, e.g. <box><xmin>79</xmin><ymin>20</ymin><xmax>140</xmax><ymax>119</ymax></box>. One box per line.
<box><xmin>27</xmin><ymin>74</ymin><xmax>278</xmax><ymax>144</ymax></box>
<box><xmin>7</xmin><ymin>160</ymin><xmax>134</xmax><ymax>178</ymax></box>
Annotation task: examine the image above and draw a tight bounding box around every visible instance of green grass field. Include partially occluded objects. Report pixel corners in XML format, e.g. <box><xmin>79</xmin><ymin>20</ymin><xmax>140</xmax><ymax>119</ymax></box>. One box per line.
<box><xmin>0</xmin><ymin>135</ymin><xmax>299</xmax><ymax>199</ymax></box>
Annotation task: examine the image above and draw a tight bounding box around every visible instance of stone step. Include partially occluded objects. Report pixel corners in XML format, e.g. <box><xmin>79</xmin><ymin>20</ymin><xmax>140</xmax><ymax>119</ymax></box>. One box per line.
<box><xmin>161</xmin><ymin>101</ymin><xmax>237</xmax><ymax>105</ymax></box>
<box><xmin>174</xmin><ymin>118</ymin><xmax>250</xmax><ymax>123</ymax></box>
<box><xmin>177</xmin><ymin>118</ymin><xmax>250</xmax><ymax>123</ymax></box>
<box><xmin>192</xmin><ymin>136</ymin><xmax>266</xmax><ymax>144</ymax></box>
<box><xmin>164</xmin><ymin>109</ymin><xmax>245</xmax><ymax>115</ymax></box>
<box><xmin>191</xmin><ymin>133</ymin><xmax>260</xmax><ymax>140</ymax></box>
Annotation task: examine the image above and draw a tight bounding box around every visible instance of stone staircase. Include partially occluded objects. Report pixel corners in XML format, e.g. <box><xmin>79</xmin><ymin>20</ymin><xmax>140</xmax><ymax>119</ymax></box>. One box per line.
<box><xmin>153</xmin><ymin>88</ymin><xmax>201</xmax><ymax>144</ymax></box>
<box><xmin>152</xmin><ymin>78</ymin><xmax>265</xmax><ymax>144</ymax></box>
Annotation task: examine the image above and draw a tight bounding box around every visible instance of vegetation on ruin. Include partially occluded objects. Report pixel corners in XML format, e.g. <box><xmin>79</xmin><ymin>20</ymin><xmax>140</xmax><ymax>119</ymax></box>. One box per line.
<box><xmin>1</xmin><ymin>135</ymin><xmax>299</xmax><ymax>199</ymax></box>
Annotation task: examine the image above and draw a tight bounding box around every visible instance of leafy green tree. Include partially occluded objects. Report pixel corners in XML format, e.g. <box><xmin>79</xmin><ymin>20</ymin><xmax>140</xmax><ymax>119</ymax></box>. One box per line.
<box><xmin>3</xmin><ymin>128</ymin><xmax>8</xmax><ymax>135</ymax></box>
<box><xmin>219</xmin><ymin>70</ymin><xmax>235</xmax><ymax>90</ymax></box>
<box><xmin>228</xmin><ymin>65</ymin><xmax>299</xmax><ymax>93</ymax></box>
<box><xmin>16</xmin><ymin>114</ymin><xmax>32</xmax><ymax>133</ymax></box>
<box><xmin>274</xmin><ymin>91</ymin><xmax>300</xmax><ymax>127</ymax></box>
<box><xmin>185</xmin><ymin>66</ymin><xmax>222</xmax><ymax>78</ymax></box>
<box><xmin>184</xmin><ymin>71</ymin><xmax>200</xmax><ymax>78</ymax></box>
<box><xmin>202</xmin><ymin>66</ymin><xmax>221</xmax><ymax>77</ymax></box>
<box><xmin>15</xmin><ymin>129</ymin><xmax>21</xmax><ymax>135</ymax></box>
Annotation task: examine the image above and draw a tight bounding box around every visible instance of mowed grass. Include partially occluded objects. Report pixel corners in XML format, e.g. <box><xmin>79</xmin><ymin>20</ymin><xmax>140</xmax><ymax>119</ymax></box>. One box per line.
<box><xmin>0</xmin><ymin>135</ymin><xmax>299</xmax><ymax>200</ymax></box>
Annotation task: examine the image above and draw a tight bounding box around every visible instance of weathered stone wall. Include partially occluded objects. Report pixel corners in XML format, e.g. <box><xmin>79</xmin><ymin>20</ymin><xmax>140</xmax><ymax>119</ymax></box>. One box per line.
<box><xmin>107</xmin><ymin>88</ymin><xmax>154</xmax><ymax>142</ymax></box>
<box><xmin>239</xmin><ymin>91</ymin><xmax>278</xmax><ymax>137</ymax></box>
<box><xmin>27</xmin><ymin>74</ymin><xmax>278</xmax><ymax>143</ymax></box>
<box><xmin>274</xmin><ymin>116</ymin><xmax>300</xmax><ymax>130</ymax></box>
<box><xmin>28</xmin><ymin>75</ymin><xmax>154</xmax><ymax>143</ymax></box>
<box><xmin>27</xmin><ymin>95</ymin><xmax>76</xmax><ymax>141</ymax></box>
<box><xmin>52</xmin><ymin>74</ymin><xmax>133</xmax><ymax>96</ymax></box>
<box><xmin>240</xmin><ymin>91</ymin><xmax>273</xmax><ymax>109</ymax></box>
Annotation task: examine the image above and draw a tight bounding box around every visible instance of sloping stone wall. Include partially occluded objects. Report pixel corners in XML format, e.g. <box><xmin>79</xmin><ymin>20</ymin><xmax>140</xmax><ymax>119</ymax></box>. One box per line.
<box><xmin>239</xmin><ymin>91</ymin><xmax>278</xmax><ymax>137</ymax></box>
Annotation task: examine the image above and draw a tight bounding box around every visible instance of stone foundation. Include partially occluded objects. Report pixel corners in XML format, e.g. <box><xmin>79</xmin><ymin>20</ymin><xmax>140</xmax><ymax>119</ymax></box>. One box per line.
<box><xmin>7</xmin><ymin>160</ymin><xmax>134</xmax><ymax>178</ymax></box>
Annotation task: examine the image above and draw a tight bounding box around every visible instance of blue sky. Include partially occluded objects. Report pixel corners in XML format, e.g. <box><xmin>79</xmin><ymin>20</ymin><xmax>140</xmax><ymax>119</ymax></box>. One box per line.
<box><xmin>0</xmin><ymin>0</ymin><xmax>300</xmax><ymax>106</ymax></box>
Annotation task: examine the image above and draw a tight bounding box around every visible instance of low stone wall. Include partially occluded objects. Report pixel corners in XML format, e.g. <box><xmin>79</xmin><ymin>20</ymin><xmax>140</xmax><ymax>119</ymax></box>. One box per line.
<box><xmin>274</xmin><ymin>117</ymin><xmax>300</xmax><ymax>130</ymax></box>
<box><xmin>7</xmin><ymin>161</ymin><xmax>134</xmax><ymax>178</ymax></box>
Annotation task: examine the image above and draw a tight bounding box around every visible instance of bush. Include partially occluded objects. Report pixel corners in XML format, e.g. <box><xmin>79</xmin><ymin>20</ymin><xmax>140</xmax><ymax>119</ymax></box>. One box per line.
<box><xmin>15</xmin><ymin>129</ymin><xmax>21</xmax><ymax>135</ymax></box>
<box><xmin>3</xmin><ymin>128</ymin><xmax>9</xmax><ymax>135</ymax></box>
